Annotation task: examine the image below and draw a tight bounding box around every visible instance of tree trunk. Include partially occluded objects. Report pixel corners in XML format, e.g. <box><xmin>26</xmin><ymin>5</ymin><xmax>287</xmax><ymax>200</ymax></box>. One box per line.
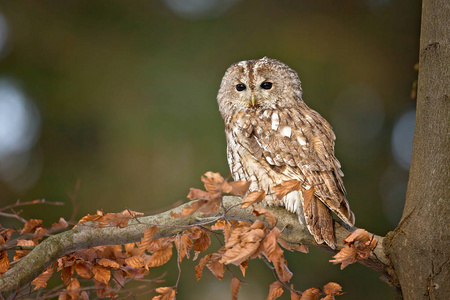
<box><xmin>386</xmin><ymin>0</ymin><xmax>450</xmax><ymax>299</ymax></box>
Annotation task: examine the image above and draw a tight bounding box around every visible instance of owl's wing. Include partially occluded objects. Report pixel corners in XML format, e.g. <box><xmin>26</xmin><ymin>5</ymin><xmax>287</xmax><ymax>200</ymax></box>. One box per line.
<box><xmin>250</xmin><ymin>106</ymin><xmax>355</xmax><ymax>227</ymax></box>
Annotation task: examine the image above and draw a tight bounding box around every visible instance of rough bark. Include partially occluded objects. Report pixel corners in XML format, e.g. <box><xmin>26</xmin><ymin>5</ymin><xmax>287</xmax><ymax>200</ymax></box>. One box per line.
<box><xmin>386</xmin><ymin>0</ymin><xmax>450</xmax><ymax>299</ymax></box>
<box><xmin>0</xmin><ymin>196</ymin><xmax>389</xmax><ymax>299</ymax></box>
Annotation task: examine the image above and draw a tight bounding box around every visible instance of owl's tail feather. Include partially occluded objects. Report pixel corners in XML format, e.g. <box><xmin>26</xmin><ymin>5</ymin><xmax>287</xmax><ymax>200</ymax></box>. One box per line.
<box><xmin>303</xmin><ymin>196</ymin><xmax>336</xmax><ymax>249</ymax></box>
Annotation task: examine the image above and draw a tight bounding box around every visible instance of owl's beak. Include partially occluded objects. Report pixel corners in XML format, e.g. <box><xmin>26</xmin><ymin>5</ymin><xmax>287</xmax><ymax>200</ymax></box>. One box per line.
<box><xmin>250</xmin><ymin>91</ymin><xmax>256</xmax><ymax>107</ymax></box>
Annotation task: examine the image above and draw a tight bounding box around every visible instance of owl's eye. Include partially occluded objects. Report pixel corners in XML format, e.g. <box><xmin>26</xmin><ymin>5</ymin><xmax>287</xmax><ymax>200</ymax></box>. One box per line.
<box><xmin>235</xmin><ymin>84</ymin><xmax>246</xmax><ymax>92</ymax></box>
<box><xmin>261</xmin><ymin>82</ymin><xmax>273</xmax><ymax>90</ymax></box>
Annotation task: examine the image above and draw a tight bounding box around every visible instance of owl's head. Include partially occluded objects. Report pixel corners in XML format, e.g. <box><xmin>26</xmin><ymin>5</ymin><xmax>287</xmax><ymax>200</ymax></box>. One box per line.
<box><xmin>217</xmin><ymin>57</ymin><xmax>303</xmax><ymax>118</ymax></box>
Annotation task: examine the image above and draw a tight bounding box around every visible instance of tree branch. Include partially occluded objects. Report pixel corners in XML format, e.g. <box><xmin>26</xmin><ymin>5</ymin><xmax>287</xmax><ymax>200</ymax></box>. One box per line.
<box><xmin>0</xmin><ymin>196</ymin><xmax>391</xmax><ymax>299</ymax></box>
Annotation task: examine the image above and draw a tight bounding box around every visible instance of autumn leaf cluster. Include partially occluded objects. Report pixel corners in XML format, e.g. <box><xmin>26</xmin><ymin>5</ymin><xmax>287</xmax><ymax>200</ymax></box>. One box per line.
<box><xmin>0</xmin><ymin>172</ymin><xmax>376</xmax><ymax>299</ymax></box>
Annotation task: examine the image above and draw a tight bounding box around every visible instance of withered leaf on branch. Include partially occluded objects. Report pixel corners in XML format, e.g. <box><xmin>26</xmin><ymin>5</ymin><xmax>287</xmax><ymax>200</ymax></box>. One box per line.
<box><xmin>170</xmin><ymin>200</ymin><xmax>207</xmax><ymax>218</ymax></box>
<box><xmin>31</xmin><ymin>264</ymin><xmax>55</xmax><ymax>290</ymax></box>
<box><xmin>175</xmin><ymin>234</ymin><xmax>193</xmax><ymax>263</ymax></box>
<box><xmin>125</xmin><ymin>256</ymin><xmax>145</xmax><ymax>268</ymax></box>
<box><xmin>273</xmin><ymin>258</ymin><xmax>293</xmax><ymax>283</ymax></box>
<box><xmin>187</xmin><ymin>188</ymin><xmax>212</xmax><ymax>201</ymax></box>
<box><xmin>329</xmin><ymin>229</ymin><xmax>377</xmax><ymax>269</ymax></box>
<box><xmin>207</xmin><ymin>254</ymin><xmax>225</xmax><ymax>280</ymax></box>
<box><xmin>329</xmin><ymin>246</ymin><xmax>357</xmax><ymax>270</ymax></box>
<box><xmin>299</xmin><ymin>287</ymin><xmax>321</xmax><ymax>300</ymax></box>
<box><xmin>195</xmin><ymin>254</ymin><xmax>212</xmax><ymax>280</ymax></box>
<box><xmin>67</xmin><ymin>277</ymin><xmax>81</xmax><ymax>299</ymax></box>
<box><xmin>146</xmin><ymin>245</ymin><xmax>173</xmax><ymax>268</ymax></box>
<box><xmin>252</xmin><ymin>207</ymin><xmax>277</xmax><ymax>226</ymax></box>
<box><xmin>273</xmin><ymin>180</ymin><xmax>302</xmax><ymax>200</ymax></box>
<box><xmin>262</xmin><ymin>227</ymin><xmax>282</xmax><ymax>262</ymax></box>
<box><xmin>323</xmin><ymin>282</ymin><xmax>343</xmax><ymax>297</ymax></box>
<box><xmin>225</xmin><ymin>181</ymin><xmax>251</xmax><ymax>197</ymax></box>
<box><xmin>97</xmin><ymin>258</ymin><xmax>120</xmax><ymax>268</ymax></box>
<box><xmin>241</xmin><ymin>190</ymin><xmax>266</xmax><ymax>208</ymax></box>
<box><xmin>231</xmin><ymin>277</ymin><xmax>241</xmax><ymax>300</ymax></box>
<box><xmin>267</xmin><ymin>281</ymin><xmax>284</xmax><ymax>300</ymax></box>
<box><xmin>201</xmin><ymin>171</ymin><xmax>227</xmax><ymax>197</ymax></box>
<box><xmin>0</xmin><ymin>251</ymin><xmax>9</xmax><ymax>275</ymax></box>
<box><xmin>138</xmin><ymin>226</ymin><xmax>158</xmax><ymax>255</ymax></box>
<box><xmin>22</xmin><ymin>219</ymin><xmax>43</xmax><ymax>234</ymax></box>
<box><xmin>277</xmin><ymin>239</ymin><xmax>309</xmax><ymax>254</ymax></box>
<box><xmin>220</xmin><ymin>222</ymin><xmax>265</xmax><ymax>266</ymax></box>
<box><xmin>50</xmin><ymin>217</ymin><xmax>69</xmax><ymax>231</ymax></box>
<box><xmin>240</xmin><ymin>260</ymin><xmax>248</xmax><ymax>277</ymax></box>
<box><xmin>75</xmin><ymin>261</ymin><xmax>92</xmax><ymax>278</ymax></box>
<box><xmin>93</xmin><ymin>265</ymin><xmax>111</xmax><ymax>284</ymax></box>
<box><xmin>153</xmin><ymin>286</ymin><xmax>176</xmax><ymax>300</ymax></box>
<box><xmin>194</xmin><ymin>230</ymin><xmax>211</xmax><ymax>252</ymax></box>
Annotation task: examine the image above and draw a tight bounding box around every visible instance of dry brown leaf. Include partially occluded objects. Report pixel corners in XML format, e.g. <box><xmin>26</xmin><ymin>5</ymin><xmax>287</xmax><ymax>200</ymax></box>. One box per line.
<box><xmin>31</xmin><ymin>264</ymin><xmax>55</xmax><ymax>290</ymax></box>
<box><xmin>240</xmin><ymin>260</ymin><xmax>248</xmax><ymax>277</ymax></box>
<box><xmin>300</xmin><ymin>288</ymin><xmax>321</xmax><ymax>300</ymax></box>
<box><xmin>274</xmin><ymin>258</ymin><xmax>293</xmax><ymax>282</ymax></box>
<box><xmin>153</xmin><ymin>286</ymin><xmax>176</xmax><ymax>300</ymax></box>
<box><xmin>231</xmin><ymin>277</ymin><xmax>241</xmax><ymax>300</ymax></box>
<box><xmin>147</xmin><ymin>237</ymin><xmax>173</xmax><ymax>253</ymax></box>
<box><xmin>97</xmin><ymin>258</ymin><xmax>120</xmax><ymax>268</ymax></box>
<box><xmin>220</xmin><ymin>225</ymin><xmax>265</xmax><ymax>265</ymax></box>
<box><xmin>67</xmin><ymin>277</ymin><xmax>81</xmax><ymax>298</ymax></box>
<box><xmin>344</xmin><ymin>229</ymin><xmax>377</xmax><ymax>259</ymax></box>
<box><xmin>194</xmin><ymin>230</ymin><xmax>211</xmax><ymax>252</ymax></box>
<box><xmin>22</xmin><ymin>219</ymin><xmax>43</xmax><ymax>233</ymax></box>
<box><xmin>277</xmin><ymin>239</ymin><xmax>308</xmax><ymax>253</ymax></box>
<box><xmin>292</xmin><ymin>244</ymin><xmax>309</xmax><ymax>253</ymax></box>
<box><xmin>329</xmin><ymin>246</ymin><xmax>357</xmax><ymax>269</ymax></box>
<box><xmin>207</xmin><ymin>255</ymin><xmax>225</xmax><ymax>280</ymax></box>
<box><xmin>227</xmin><ymin>181</ymin><xmax>251</xmax><ymax>197</ymax></box>
<box><xmin>241</xmin><ymin>190</ymin><xmax>266</xmax><ymax>208</ymax></box>
<box><xmin>50</xmin><ymin>218</ymin><xmax>69</xmax><ymax>231</ymax></box>
<box><xmin>61</xmin><ymin>266</ymin><xmax>74</xmax><ymax>286</ymax></box>
<box><xmin>253</xmin><ymin>207</ymin><xmax>277</xmax><ymax>226</ymax></box>
<box><xmin>146</xmin><ymin>245</ymin><xmax>173</xmax><ymax>268</ymax></box>
<box><xmin>323</xmin><ymin>282</ymin><xmax>343</xmax><ymax>297</ymax></box>
<box><xmin>0</xmin><ymin>251</ymin><xmax>9</xmax><ymax>275</ymax></box>
<box><xmin>262</xmin><ymin>227</ymin><xmax>282</xmax><ymax>261</ymax></box>
<box><xmin>187</xmin><ymin>188</ymin><xmax>212</xmax><ymax>201</ymax></box>
<box><xmin>102</xmin><ymin>212</ymin><xmax>132</xmax><ymax>228</ymax></box>
<box><xmin>120</xmin><ymin>209</ymin><xmax>144</xmax><ymax>218</ymax></box>
<box><xmin>125</xmin><ymin>256</ymin><xmax>144</xmax><ymax>268</ymax></box>
<box><xmin>267</xmin><ymin>281</ymin><xmax>284</xmax><ymax>300</ymax></box>
<box><xmin>201</xmin><ymin>171</ymin><xmax>226</xmax><ymax>197</ymax></box>
<box><xmin>93</xmin><ymin>265</ymin><xmax>111</xmax><ymax>284</ymax></box>
<box><xmin>76</xmin><ymin>213</ymin><xmax>103</xmax><ymax>226</ymax></box>
<box><xmin>75</xmin><ymin>261</ymin><xmax>92</xmax><ymax>278</ymax></box>
<box><xmin>80</xmin><ymin>291</ymin><xmax>89</xmax><ymax>300</ymax></box>
<box><xmin>273</xmin><ymin>180</ymin><xmax>302</xmax><ymax>200</ymax></box>
<box><xmin>175</xmin><ymin>234</ymin><xmax>193</xmax><ymax>262</ymax></box>
<box><xmin>211</xmin><ymin>220</ymin><xmax>226</xmax><ymax>231</ymax></box>
<box><xmin>139</xmin><ymin>226</ymin><xmax>158</xmax><ymax>255</ymax></box>
<box><xmin>329</xmin><ymin>229</ymin><xmax>377</xmax><ymax>269</ymax></box>
<box><xmin>195</xmin><ymin>254</ymin><xmax>212</xmax><ymax>280</ymax></box>
<box><xmin>170</xmin><ymin>200</ymin><xmax>207</xmax><ymax>218</ymax></box>
<box><xmin>302</xmin><ymin>186</ymin><xmax>315</xmax><ymax>210</ymax></box>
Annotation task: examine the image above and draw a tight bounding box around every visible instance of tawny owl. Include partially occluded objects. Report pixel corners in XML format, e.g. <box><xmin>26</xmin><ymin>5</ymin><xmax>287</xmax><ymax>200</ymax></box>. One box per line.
<box><xmin>217</xmin><ymin>57</ymin><xmax>355</xmax><ymax>249</ymax></box>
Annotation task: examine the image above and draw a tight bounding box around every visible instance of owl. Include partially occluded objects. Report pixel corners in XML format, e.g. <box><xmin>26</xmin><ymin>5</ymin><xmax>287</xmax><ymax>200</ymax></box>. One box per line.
<box><xmin>217</xmin><ymin>57</ymin><xmax>355</xmax><ymax>249</ymax></box>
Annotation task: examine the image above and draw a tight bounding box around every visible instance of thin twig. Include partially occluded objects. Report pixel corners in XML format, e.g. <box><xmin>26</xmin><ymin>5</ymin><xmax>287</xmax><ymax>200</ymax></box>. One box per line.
<box><xmin>0</xmin><ymin>199</ymin><xmax>64</xmax><ymax>212</ymax></box>
<box><xmin>175</xmin><ymin>235</ymin><xmax>182</xmax><ymax>293</ymax></box>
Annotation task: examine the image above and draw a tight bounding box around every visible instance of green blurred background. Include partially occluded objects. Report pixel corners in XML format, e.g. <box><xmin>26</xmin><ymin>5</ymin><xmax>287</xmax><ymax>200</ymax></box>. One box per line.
<box><xmin>0</xmin><ymin>0</ymin><xmax>421</xmax><ymax>299</ymax></box>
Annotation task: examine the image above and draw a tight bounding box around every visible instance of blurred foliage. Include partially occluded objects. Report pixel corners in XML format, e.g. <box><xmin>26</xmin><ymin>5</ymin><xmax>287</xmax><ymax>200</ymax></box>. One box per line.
<box><xmin>0</xmin><ymin>0</ymin><xmax>420</xmax><ymax>299</ymax></box>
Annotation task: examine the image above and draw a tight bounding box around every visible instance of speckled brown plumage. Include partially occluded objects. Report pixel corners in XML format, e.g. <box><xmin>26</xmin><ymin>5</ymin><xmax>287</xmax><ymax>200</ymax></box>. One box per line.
<box><xmin>217</xmin><ymin>57</ymin><xmax>355</xmax><ymax>249</ymax></box>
